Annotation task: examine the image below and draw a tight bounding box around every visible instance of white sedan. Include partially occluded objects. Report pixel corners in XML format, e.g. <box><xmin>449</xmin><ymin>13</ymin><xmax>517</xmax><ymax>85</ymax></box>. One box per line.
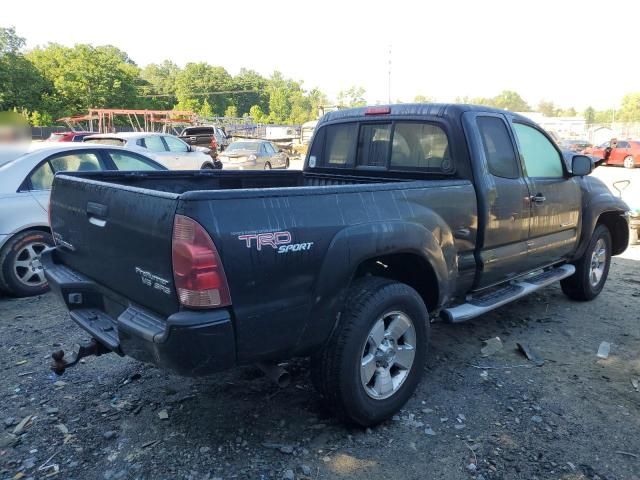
<box><xmin>84</xmin><ymin>132</ymin><xmax>217</xmax><ymax>170</ymax></box>
<box><xmin>0</xmin><ymin>143</ymin><xmax>165</xmax><ymax>297</ymax></box>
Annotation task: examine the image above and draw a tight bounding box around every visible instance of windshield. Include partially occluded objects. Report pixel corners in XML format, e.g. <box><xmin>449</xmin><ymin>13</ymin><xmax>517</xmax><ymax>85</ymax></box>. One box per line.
<box><xmin>84</xmin><ymin>138</ymin><xmax>126</xmax><ymax>146</ymax></box>
<box><xmin>226</xmin><ymin>142</ymin><xmax>260</xmax><ymax>152</ymax></box>
<box><xmin>48</xmin><ymin>133</ymin><xmax>66</xmax><ymax>141</ymax></box>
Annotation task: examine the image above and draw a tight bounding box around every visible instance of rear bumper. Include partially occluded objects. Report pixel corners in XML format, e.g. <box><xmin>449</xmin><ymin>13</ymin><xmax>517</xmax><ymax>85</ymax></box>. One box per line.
<box><xmin>42</xmin><ymin>248</ymin><xmax>236</xmax><ymax>376</ymax></box>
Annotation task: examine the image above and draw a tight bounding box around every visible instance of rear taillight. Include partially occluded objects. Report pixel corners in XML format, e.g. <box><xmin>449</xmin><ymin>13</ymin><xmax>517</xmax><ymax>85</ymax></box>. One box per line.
<box><xmin>172</xmin><ymin>215</ymin><xmax>231</xmax><ymax>309</ymax></box>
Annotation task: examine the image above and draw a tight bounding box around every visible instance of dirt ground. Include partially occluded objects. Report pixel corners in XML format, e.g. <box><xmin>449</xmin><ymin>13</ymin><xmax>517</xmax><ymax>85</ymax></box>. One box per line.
<box><xmin>1</xmin><ymin>246</ymin><xmax>639</xmax><ymax>480</ymax></box>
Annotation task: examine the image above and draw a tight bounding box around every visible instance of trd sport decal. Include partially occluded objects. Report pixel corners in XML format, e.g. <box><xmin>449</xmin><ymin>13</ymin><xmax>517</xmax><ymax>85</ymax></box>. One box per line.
<box><xmin>238</xmin><ymin>231</ymin><xmax>313</xmax><ymax>254</ymax></box>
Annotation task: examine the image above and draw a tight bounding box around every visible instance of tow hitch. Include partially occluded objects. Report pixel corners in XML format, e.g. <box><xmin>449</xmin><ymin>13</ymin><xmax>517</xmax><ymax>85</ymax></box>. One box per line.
<box><xmin>51</xmin><ymin>339</ymin><xmax>110</xmax><ymax>375</ymax></box>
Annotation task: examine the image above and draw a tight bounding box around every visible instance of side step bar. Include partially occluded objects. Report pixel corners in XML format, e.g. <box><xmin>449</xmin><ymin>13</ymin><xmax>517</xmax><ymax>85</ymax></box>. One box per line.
<box><xmin>441</xmin><ymin>264</ymin><xmax>575</xmax><ymax>323</ymax></box>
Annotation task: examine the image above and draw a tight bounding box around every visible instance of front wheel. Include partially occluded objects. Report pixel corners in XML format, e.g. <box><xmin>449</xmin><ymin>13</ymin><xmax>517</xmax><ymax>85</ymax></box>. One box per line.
<box><xmin>0</xmin><ymin>230</ymin><xmax>53</xmax><ymax>297</ymax></box>
<box><xmin>264</xmin><ymin>162</ymin><xmax>272</xmax><ymax>170</ymax></box>
<box><xmin>624</xmin><ymin>155</ymin><xmax>635</xmax><ymax>169</ymax></box>
<box><xmin>311</xmin><ymin>277</ymin><xmax>429</xmax><ymax>426</ymax></box>
<box><xmin>561</xmin><ymin>224</ymin><xmax>611</xmax><ymax>301</ymax></box>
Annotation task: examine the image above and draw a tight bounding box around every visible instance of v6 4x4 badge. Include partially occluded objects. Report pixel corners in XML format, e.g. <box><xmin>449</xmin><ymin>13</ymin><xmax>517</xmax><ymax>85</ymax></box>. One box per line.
<box><xmin>238</xmin><ymin>231</ymin><xmax>313</xmax><ymax>254</ymax></box>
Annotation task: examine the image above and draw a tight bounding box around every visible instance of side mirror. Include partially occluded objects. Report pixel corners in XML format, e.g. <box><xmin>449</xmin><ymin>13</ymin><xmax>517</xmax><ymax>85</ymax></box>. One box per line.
<box><xmin>571</xmin><ymin>155</ymin><xmax>592</xmax><ymax>176</ymax></box>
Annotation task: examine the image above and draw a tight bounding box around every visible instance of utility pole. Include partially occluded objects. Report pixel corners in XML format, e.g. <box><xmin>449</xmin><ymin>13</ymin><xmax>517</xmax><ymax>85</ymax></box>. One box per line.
<box><xmin>388</xmin><ymin>44</ymin><xmax>392</xmax><ymax>105</ymax></box>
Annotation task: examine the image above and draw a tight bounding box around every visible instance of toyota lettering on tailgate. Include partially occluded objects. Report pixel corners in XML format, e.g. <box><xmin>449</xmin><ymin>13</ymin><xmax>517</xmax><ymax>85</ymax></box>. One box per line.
<box><xmin>238</xmin><ymin>231</ymin><xmax>313</xmax><ymax>254</ymax></box>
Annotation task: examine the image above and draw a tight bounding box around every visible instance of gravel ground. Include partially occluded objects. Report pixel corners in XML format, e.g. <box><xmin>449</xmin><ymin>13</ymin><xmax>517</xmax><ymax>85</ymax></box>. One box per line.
<box><xmin>1</xmin><ymin>248</ymin><xmax>639</xmax><ymax>480</ymax></box>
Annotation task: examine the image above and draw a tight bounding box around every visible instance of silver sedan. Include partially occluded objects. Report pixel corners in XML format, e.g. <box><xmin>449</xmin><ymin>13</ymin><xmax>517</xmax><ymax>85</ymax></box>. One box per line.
<box><xmin>219</xmin><ymin>140</ymin><xmax>289</xmax><ymax>170</ymax></box>
<box><xmin>0</xmin><ymin>143</ymin><xmax>165</xmax><ymax>297</ymax></box>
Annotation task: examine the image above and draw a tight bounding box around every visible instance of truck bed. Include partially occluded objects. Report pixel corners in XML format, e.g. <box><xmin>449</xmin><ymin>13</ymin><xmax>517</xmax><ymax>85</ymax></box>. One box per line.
<box><xmin>58</xmin><ymin>170</ymin><xmax>420</xmax><ymax>195</ymax></box>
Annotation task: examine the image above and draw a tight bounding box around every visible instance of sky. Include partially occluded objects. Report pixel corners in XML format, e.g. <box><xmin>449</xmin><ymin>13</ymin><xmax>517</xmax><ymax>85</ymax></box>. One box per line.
<box><xmin>3</xmin><ymin>0</ymin><xmax>640</xmax><ymax>111</ymax></box>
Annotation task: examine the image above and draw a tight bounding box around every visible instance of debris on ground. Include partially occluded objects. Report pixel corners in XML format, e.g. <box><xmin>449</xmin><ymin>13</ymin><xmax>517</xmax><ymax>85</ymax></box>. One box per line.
<box><xmin>12</xmin><ymin>415</ymin><xmax>34</xmax><ymax>435</ymax></box>
<box><xmin>157</xmin><ymin>410</ymin><xmax>169</xmax><ymax>420</ymax></box>
<box><xmin>481</xmin><ymin>337</ymin><xmax>503</xmax><ymax>357</ymax></box>
<box><xmin>596</xmin><ymin>341</ymin><xmax>611</xmax><ymax>359</ymax></box>
<box><xmin>516</xmin><ymin>342</ymin><xmax>545</xmax><ymax>366</ymax></box>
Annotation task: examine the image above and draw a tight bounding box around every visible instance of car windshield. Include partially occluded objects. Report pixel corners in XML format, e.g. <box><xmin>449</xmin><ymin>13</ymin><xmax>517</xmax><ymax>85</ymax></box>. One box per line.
<box><xmin>84</xmin><ymin>138</ymin><xmax>126</xmax><ymax>146</ymax></box>
<box><xmin>226</xmin><ymin>142</ymin><xmax>260</xmax><ymax>152</ymax></box>
<box><xmin>48</xmin><ymin>133</ymin><xmax>66</xmax><ymax>141</ymax></box>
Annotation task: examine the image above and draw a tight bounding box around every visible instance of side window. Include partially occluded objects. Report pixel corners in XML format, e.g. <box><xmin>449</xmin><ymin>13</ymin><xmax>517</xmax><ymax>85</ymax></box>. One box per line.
<box><xmin>390</xmin><ymin>123</ymin><xmax>452</xmax><ymax>173</ymax></box>
<box><xmin>513</xmin><ymin>123</ymin><xmax>564</xmax><ymax>178</ymax></box>
<box><xmin>142</xmin><ymin>136</ymin><xmax>167</xmax><ymax>152</ymax></box>
<box><xmin>49</xmin><ymin>153</ymin><xmax>102</xmax><ymax>172</ymax></box>
<box><xmin>477</xmin><ymin>117</ymin><xmax>519</xmax><ymax>179</ymax></box>
<box><xmin>266</xmin><ymin>143</ymin><xmax>277</xmax><ymax>155</ymax></box>
<box><xmin>108</xmin><ymin>151</ymin><xmax>161</xmax><ymax>171</ymax></box>
<box><xmin>324</xmin><ymin>123</ymin><xmax>357</xmax><ymax>167</ymax></box>
<box><xmin>357</xmin><ymin>124</ymin><xmax>391</xmax><ymax>167</ymax></box>
<box><xmin>163</xmin><ymin>136</ymin><xmax>189</xmax><ymax>153</ymax></box>
<box><xmin>617</xmin><ymin>141</ymin><xmax>629</xmax><ymax>148</ymax></box>
<box><xmin>28</xmin><ymin>162</ymin><xmax>55</xmax><ymax>190</ymax></box>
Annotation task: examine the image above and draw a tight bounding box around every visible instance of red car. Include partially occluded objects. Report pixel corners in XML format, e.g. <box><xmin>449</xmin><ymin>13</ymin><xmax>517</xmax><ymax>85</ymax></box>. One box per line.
<box><xmin>47</xmin><ymin>131</ymin><xmax>95</xmax><ymax>142</ymax></box>
<box><xmin>585</xmin><ymin>140</ymin><xmax>640</xmax><ymax>168</ymax></box>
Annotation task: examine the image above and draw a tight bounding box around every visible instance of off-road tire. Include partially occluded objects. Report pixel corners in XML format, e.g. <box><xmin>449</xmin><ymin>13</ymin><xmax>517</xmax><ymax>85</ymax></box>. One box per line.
<box><xmin>0</xmin><ymin>230</ymin><xmax>53</xmax><ymax>297</ymax></box>
<box><xmin>561</xmin><ymin>224</ymin><xmax>611</xmax><ymax>301</ymax></box>
<box><xmin>310</xmin><ymin>277</ymin><xmax>429</xmax><ymax>426</ymax></box>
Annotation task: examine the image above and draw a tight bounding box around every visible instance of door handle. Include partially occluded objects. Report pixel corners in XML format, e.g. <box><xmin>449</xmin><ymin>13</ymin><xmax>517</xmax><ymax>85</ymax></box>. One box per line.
<box><xmin>530</xmin><ymin>194</ymin><xmax>546</xmax><ymax>204</ymax></box>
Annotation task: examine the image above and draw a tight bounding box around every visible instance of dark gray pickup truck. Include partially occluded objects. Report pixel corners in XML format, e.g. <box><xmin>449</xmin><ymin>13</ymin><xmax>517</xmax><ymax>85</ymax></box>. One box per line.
<box><xmin>43</xmin><ymin>104</ymin><xmax>629</xmax><ymax>426</ymax></box>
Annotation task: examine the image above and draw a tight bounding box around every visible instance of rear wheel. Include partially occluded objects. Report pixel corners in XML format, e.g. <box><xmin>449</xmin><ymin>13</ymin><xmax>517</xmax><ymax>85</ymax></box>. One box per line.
<box><xmin>0</xmin><ymin>230</ymin><xmax>53</xmax><ymax>297</ymax></box>
<box><xmin>200</xmin><ymin>163</ymin><xmax>215</xmax><ymax>170</ymax></box>
<box><xmin>284</xmin><ymin>157</ymin><xmax>290</xmax><ymax>169</ymax></box>
<box><xmin>264</xmin><ymin>162</ymin><xmax>272</xmax><ymax>170</ymax></box>
<box><xmin>624</xmin><ymin>155</ymin><xmax>635</xmax><ymax>169</ymax></box>
<box><xmin>561</xmin><ymin>224</ymin><xmax>611</xmax><ymax>301</ymax></box>
<box><xmin>311</xmin><ymin>277</ymin><xmax>429</xmax><ymax>426</ymax></box>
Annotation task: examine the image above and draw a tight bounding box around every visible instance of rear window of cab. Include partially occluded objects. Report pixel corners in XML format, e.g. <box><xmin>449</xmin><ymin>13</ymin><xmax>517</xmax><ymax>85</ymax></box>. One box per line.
<box><xmin>308</xmin><ymin>121</ymin><xmax>454</xmax><ymax>175</ymax></box>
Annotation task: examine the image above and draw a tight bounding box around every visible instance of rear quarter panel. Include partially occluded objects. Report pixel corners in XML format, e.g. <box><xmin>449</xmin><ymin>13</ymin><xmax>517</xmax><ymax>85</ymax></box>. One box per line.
<box><xmin>180</xmin><ymin>181</ymin><xmax>476</xmax><ymax>362</ymax></box>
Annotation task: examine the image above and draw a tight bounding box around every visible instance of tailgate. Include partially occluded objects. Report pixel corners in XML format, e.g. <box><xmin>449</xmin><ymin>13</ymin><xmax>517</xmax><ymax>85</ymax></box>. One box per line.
<box><xmin>49</xmin><ymin>174</ymin><xmax>180</xmax><ymax>316</ymax></box>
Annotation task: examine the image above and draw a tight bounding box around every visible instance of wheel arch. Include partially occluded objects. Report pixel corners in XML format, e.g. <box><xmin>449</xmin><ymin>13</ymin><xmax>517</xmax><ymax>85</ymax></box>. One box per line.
<box><xmin>0</xmin><ymin>224</ymin><xmax>51</xmax><ymax>252</ymax></box>
<box><xmin>352</xmin><ymin>253</ymin><xmax>439</xmax><ymax>312</ymax></box>
<box><xmin>597</xmin><ymin>211</ymin><xmax>629</xmax><ymax>255</ymax></box>
<box><xmin>296</xmin><ymin>221</ymin><xmax>454</xmax><ymax>356</ymax></box>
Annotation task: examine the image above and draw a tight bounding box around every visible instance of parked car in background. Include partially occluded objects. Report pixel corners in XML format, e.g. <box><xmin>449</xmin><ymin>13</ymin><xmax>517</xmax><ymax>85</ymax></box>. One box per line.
<box><xmin>179</xmin><ymin>126</ymin><xmax>230</xmax><ymax>152</ymax></box>
<box><xmin>559</xmin><ymin>139</ymin><xmax>592</xmax><ymax>153</ymax></box>
<box><xmin>584</xmin><ymin>140</ymin><xmax>640</xmax><ymax>168</ymax></box>
<box><xmin>0</xmin><ymin>144</ymin><xmax>166</xmax><ymax>297</ymax></box>
<box><xmin>219</xmin><ymin>139</ymin><xmax>289</xmax><ymax>170</ymax></box>
<box><xmin>83</xmin><ymin>132</ymin><xmax>220</xmax><ymax>170</ymax></box>
<box><xmin>46</xmin><ymin>131</ymin><xmax>95</xmax><ymax>142</ymax></box>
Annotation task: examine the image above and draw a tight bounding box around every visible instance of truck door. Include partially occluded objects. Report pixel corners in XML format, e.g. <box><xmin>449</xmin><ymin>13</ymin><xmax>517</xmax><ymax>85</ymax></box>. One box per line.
<box><xmin>511</xmin><ymin>122</ymin><xmax>581</xmax><ymax>268</ymax></box>
<box><xmin>466</xmin><ymin>113</ymin><xmax>532</xmax><ymax>288</ymax></box>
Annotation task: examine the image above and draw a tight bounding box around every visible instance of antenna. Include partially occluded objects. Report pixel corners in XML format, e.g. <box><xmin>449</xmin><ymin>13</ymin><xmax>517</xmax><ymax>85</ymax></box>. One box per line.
<box><xmin>388</xmin><ymin>44</ymin><xmax>392</xmax><ymax>104</ymax></box>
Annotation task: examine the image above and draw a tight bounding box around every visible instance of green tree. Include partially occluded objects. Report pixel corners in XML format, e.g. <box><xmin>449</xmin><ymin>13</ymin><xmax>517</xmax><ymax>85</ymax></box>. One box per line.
<box><xmin>174</xmin><ymin>63</ymin><xmax>232</xmax><ymax>116</ymax></box>
<box><xmin>27</xmin><ymin>43</ymin><xmax>141</xmax><ymax>118</ymax></box>
<box><xmin>413</xmin><ymin>95</ymin><xmax>433</xmax><ymax>103</ymax></box>
<box><xmin>618</xmin><ymin>93</ymin><xmax>640</xmax><ymax>122</ymax></box>
<box><xmin>584</xmin><ymin>106</ymin><xmax>596</xmax><ymax>125</ymax></box>
<box><xmin>231</xmin><ymin>68</ymin><xmax>268</xmax><ymax>116</ymax></box>
<box><xmin>139</xmin><ymin>60</ymin><xmax>180</xmax><ymax>109</ymax></box>
<box><xmin>538</xmin><ymin>100</ymin><xmax>557</xmax><ymax>117</ymax></box>
<box><xmin>29</xmin><ymin>110</ymin><xmax>53</xmax><ymax>126</ymax></box>
<box><xmin>492</xmin><ymin>90</ymin><xmax>530</xmax><ymax>111</ymax></box>
<box><xmin>337</xmin><ymin>86</ymin><xmax>366</xmax><ymax>107</ymax></box>
<box><xmin>557</xmin><ymin>107</ymin><xmax>577</xmax><ymax>117</ymax></box>
<box><xmin>199</xmin><ymin>99</ymin><xmax>213</xmax><ymax>117</ymax></box>
<box><xmin>0</xmin><ymin>27</ymin><xmax>51</xmax><ymax>113</ymax></box>
<box><xmin>224</xmin><ymin>105</ymin><xmax>238</xmax><ymax>118</ymax></box>
<box><xmin>249</xmin><ymin>104</ymin><xmax>267</xmax><ymax>123</ymax></box>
